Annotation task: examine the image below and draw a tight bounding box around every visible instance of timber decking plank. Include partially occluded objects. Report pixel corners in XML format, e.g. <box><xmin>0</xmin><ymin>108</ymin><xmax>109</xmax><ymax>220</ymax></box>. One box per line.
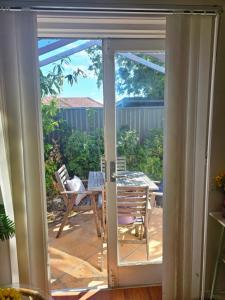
<box><xmin>52</xmin><ymin>286</ymin><xmax>162</xmax><ymax>300</ymax></box>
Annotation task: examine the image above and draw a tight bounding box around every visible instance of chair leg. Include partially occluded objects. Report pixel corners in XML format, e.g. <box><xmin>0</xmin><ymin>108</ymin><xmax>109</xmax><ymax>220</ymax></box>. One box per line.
<box><xmin>146</xmin><ymin>228</ymin><xmax>150</xmax><ymax>260</ymax></box>
<box><xmin>56</xmin><ymin>198</ymin><xmax>74</xmax><ymax>238</ymax></box>
<box><xmin>140</xmin><ymin>224</ymin><xmax>145</xmax><ymax>240</ymax></box>
<box><xmin>91</xmin><ymin>193</ymin><xmax>101</xmax><ymax>237</ymax></box>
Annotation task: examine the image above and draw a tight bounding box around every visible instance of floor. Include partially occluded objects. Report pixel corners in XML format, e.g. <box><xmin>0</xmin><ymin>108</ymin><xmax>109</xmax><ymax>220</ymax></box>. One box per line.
<box><xmin>48</xmin><ymin>208</ymin><xmax>162</xmax><ymax>290</ymax></box>
<box><xmin>52</xmin><ymin>286</ymin><xmax>162</xmax><ymax>300</ymax></box>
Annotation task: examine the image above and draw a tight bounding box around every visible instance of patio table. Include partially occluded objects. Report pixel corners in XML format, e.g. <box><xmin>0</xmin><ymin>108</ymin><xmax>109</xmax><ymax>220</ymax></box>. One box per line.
<box><xmin>88</xmin><ymin>170</ymin><xmax>159</xmax><ymax>191</ymax></box>
<box><xmin>88</xmin><ymin>170</ymin><xmax>159</xmax><ymax>227</ymax></box>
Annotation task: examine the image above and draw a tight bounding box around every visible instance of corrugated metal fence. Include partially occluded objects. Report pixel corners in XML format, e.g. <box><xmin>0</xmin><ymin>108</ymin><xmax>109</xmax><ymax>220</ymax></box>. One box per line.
<box><xmin>59</xmin><ymin>107</ymin><xmax>164</xmax><ymax>139</ymax></box>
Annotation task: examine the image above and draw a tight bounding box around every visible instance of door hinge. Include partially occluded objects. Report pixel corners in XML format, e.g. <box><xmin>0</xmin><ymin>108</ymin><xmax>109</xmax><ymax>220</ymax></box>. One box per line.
<box><xmin>109</xmin><ymin>268</ymin><xmax>118</xmax><ymax>288</ymax></box>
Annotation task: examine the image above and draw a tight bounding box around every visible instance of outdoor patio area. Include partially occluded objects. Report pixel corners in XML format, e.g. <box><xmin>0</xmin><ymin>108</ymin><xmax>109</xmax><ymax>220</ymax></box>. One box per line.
<box><xmin>48</xmin><ymin>207</ymin><xmax>163</xmax><ymax>291</ymax></box>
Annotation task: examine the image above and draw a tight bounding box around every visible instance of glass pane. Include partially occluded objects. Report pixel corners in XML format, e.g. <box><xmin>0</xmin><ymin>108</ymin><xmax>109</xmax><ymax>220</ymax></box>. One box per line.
<box><xmin>115</xmin><ymin>51</ymin><xmax>164</xmax><ymax>265</ymax></box>
<box><xmin>39</xmin><ymin>38</ymin><xmax>108</xmax><ymax>290</ymax></box>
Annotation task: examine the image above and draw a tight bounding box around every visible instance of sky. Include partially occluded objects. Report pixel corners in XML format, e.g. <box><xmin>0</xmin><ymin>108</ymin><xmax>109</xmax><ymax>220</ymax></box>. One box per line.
<box><xmin>39</xmin><ymin>39</ymin><xmax>104</xmax><ymax>103</ymax></box>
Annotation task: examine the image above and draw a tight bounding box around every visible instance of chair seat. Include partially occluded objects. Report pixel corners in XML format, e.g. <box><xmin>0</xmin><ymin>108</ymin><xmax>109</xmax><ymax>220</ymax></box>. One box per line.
<box><xmin>78</xmin><ymin>194</ymin><xmax>102</xmax><ymax>208</ymax></box>
<box><xmin>118</xmin><ymin>216</ymin><xmax>136</xmax><ymax>224</ymax></box>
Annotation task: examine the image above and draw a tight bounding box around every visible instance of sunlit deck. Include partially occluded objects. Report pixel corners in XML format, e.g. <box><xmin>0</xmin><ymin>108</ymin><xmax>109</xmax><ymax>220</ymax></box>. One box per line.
<box><xmin>48</xmin><ymin>208</ymin><xmax>162</xmax><ymax>290</ymax></box>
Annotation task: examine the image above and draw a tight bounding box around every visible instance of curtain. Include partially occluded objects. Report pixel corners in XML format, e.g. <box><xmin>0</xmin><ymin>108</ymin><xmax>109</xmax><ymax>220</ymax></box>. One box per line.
<box><xmin>164</xmin><ymin>15</ymin><xmax>215</xmax><ymax>299</ymax></box>
<box><xmin>0</xmin><ymin>12</ymin><xmax>48</xmax><ymax>292</ymax></box>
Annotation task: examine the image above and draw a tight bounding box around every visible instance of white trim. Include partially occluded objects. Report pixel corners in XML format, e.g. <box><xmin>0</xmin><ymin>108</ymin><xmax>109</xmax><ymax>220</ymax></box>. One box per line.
<box><xmin>201</xmin><ymin>14</ymin><xmax>220</xmax><ymax>300</ymax></box>
<box><xmin>104</xmin><ymin>38</ymin><xmax>164</xmax><ymax>287</ymax></box>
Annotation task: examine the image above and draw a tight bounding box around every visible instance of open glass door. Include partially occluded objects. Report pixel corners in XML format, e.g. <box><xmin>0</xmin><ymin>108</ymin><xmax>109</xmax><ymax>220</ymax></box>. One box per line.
<box><xmin>103</xmin><ymin>39</ymin><xmax>165</xmax><ymax>287</ymax></box>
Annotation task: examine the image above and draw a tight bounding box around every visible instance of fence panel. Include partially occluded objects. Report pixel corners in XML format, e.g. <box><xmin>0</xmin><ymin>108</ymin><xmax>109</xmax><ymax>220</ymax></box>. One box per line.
<box><xmin>59</xmin><ymin>106</ymin><xmax>164</xmax><ymax>139</ymax></box>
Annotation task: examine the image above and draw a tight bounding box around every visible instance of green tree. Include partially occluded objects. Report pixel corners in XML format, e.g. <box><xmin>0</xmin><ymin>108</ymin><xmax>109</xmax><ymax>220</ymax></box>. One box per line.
<box><xmin>40</xmin><ymin>58</ymin><xmax>85</xmax><ymax>197</ymax></box>
<box><xmin>86</xmin><ymin>45</ymin><xmax>165</xmax><ymax>99</ymax></box>
<box><xmin>40</xmin><ymin>57</ymin><xmax>86</xmax><ymax>98</ymax></box>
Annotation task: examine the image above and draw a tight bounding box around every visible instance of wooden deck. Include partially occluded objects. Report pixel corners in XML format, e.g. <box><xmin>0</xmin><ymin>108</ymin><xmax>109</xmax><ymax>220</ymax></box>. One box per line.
<box><xmin>49</xmin><ymin>208</ymin><xmax>162</xmax><ymax>290</ymax></box>
<box><xmin>52</xmin><ymin>286</ymin><xmax>162</xmax><ymax>300</ymax></box>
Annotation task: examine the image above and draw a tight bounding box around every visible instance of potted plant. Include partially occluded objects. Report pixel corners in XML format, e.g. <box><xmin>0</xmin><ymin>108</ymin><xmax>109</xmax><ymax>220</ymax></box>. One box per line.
<box><xmin>214</xmin><ymin>172</ymin><xmax>225</xmax><ymax>218</ymax></box>
<box><xmin>0</xmin><ymin>204</ymin><xmax>15</xmax><ymax>241</ymax></box>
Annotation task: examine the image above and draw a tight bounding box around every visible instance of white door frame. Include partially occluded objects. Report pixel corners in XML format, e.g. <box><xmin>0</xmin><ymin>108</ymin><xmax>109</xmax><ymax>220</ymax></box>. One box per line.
<box><xmin>103</xmin><ymin>38</ymin><xmax>165</xmax><ymax>287</ymax></box>
<box><xmin>36</xmin><ymin>12</ymin><xmax>215</xmax><ymax>296</ymax></box>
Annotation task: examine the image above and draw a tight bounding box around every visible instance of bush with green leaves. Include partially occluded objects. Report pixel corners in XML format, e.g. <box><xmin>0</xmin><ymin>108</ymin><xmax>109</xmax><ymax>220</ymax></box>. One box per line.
<box><xmin>63</xmin><ymin>126</ymin><xmax>163</xmax><ymax>182</ymax></box>
<box><xmin>117</xmin><ymin>127</ymin><xmax>163</xmax><ymax>180</ymax></box>
<box><xmin>142</xmin><ymin>128</ymin><xmax>163</xmax><ymax>180</ymax></box>
<box><xmin>64</xmin><ymin>129</ymin><xmax>104</xmax><ymax>179</ymax></box>
<box><xmin>42</xmin><ymin>99</ymin><xmax>64</xmax><ymax>197</ymax></box>
<box><xmin>117</xmin><ymin>127</ymin><xmax>145</xmax><ymax>171</ymax></box>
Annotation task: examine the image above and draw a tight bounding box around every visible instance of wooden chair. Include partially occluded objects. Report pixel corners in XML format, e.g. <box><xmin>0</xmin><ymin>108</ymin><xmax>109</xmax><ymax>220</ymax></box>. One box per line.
<box><xmin>100</xmin><ymin>156</ymin><xmax>126</xmax><ymax>173</ymax></box>
<box><xmin>55</xmin><ymin>165</ymin><xmax>101</xmax><ymax>238</ymax></box>
<box><xmin>117</xmin><ymin>186</ymin><xmax>151</xmax><ymax>260</ymax></box>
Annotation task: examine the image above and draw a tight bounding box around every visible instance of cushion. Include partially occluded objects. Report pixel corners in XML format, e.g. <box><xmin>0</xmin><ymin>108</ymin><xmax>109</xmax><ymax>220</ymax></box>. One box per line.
<box><xmin>66</xmin><ymin>176</ymin><xmax>86</xmax><ymax>205</ymax></box>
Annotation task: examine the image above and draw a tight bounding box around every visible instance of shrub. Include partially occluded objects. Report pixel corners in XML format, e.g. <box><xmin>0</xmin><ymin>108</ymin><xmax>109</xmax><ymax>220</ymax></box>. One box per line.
<box><xmin>41</xmin><ymin>99</ymin><xmax>63</xmax><ymax>197</ymax></box>
<box><xmin>142</xmin><ymin>128</ymin><xmax>163</xmax><ymax>180</ymax></box>
<box><xmin>117</xmin><ymin>128</ymin><xmax>145</xmax><ymax>171</ymax></box>
<box><xmin>64</xmin><ymin>129</ymin><xmax>104</xmax><ymax>179</ymax></box>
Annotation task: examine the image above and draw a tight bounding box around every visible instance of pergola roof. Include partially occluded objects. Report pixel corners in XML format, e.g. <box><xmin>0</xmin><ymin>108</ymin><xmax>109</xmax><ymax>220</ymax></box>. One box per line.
<box><xmin>38</xmin><ymin>38</ymin><xmax>165</xmax><ymax>74</ymax></box>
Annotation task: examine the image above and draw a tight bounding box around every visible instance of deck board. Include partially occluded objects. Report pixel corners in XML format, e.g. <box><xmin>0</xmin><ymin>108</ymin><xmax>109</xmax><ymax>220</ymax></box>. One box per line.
<box><xmin>52</xmin><ymin>286</ymin><xmax>162</xmax><ymax>300</ymax></box>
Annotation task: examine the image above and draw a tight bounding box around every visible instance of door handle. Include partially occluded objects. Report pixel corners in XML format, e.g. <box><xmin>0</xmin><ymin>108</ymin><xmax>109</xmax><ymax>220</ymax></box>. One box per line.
<box><xmin>110</xmin><ymin>161</ymin><xmax>116</xmax><ymax>182</ymax></box>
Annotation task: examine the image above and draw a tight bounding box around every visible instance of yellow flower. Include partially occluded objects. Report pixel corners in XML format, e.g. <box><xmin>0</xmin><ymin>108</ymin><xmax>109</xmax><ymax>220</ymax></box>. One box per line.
<box><xmin>0</xmin><ymin>289</ymin><xmax>20</xmax><ymax>300</ymax></box>
<box><xmin>2</xmin><ymin>290</ymin><xmax>9</xmax><ymax>297</ymax></box>
<box><xmin>9</xmin><ymin>290</ymin><xmax>15</xmax><ymax>298</ymax></box>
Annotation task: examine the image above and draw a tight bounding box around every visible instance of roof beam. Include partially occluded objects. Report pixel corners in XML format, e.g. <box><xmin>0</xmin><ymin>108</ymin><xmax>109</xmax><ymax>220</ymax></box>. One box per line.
<box><xmin>38</xmin><ymin>39</ymin><xmax>77</xmax><ymax>55</ymax></box>
<box><xmin>149</xmin><ymin>53</ymin><xmax>165</xmax><ymax>63</ymax></box>
<box><xmin>120</xmin><ymin>52</ymin><xmax>165</xmax><ymax>74</ymax></box>
<box><xmin>39</xmin><ymin>40</ymin><xmax>99</xmax><ymax>67</ymax></box>
<box><xmin>39</xmin><ymin>39</ymin><xmax>165</xmax><ymax>73</ymax></box>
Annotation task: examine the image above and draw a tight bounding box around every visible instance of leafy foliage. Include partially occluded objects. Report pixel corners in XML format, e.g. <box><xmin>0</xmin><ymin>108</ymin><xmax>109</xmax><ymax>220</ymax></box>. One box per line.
<box><xmin>64</xmin><ymin>129</ymin><xmax>104</xmax><ymax>179</ymax></box>
<box><xmin>63</xmin><ymin>126</ymin><xmax>163</xmax><ymax>182</ymax></box>
<box><xmin>117</xmin><ymin>127</ymin><xmax>145</xmax><ymax>171</ymax></box>
<box><xmin>40</xmin><ymin>53</ymin><xmax>164</xmax><ymax>198</ymax></box>
<box><xmin>40</xmin><ymin>59</ymin><xmax>85</xmax><ymax>197</ymax></box>
<box><xmin>142</xmin><ymin>128</ymin><xmax>163</xmax><ymax>180</ymax></box>
<box><xmin>116</xmin><ymin>54</ymin><xmax>164</xmax><ymax>99</ymax></box>
<box><xmin>86</xmin><ymin>45</ymin><xmax>165</xmax><ymax>99</ymax></box>
<box><xmin>86</xmin><ymin>45</ymin><xmax>103</xmax><ymax>88</ymax></box>
<box><xmin>40</xmin><ymin>58</ymin><xmax>86</xmax><ymax>98</ymax></box>
<box><xmin>42</xmin><ymin>100</ymin><xmax>62</xmax><ymax>197</ymax></box>
<box><xmin>0</xmin><ymin>204</ymin><xmax>15</xmax><ymax>241</ymax></box>
<box><xmin>118</xmin><ymin>127</ymin><xmax>164</xmax><ymax>180</ymax></box>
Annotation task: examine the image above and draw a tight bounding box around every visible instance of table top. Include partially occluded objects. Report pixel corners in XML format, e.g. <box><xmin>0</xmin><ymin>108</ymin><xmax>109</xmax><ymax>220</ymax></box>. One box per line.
<box><xmin>209</xmin><ymin>212</ymin><xmax>225</xmax><ymax>228</ymax></box>
<box><xmin>88</xmin><ymin>170</ymin><xmax>159</xmax><ymax>192</ymax></box>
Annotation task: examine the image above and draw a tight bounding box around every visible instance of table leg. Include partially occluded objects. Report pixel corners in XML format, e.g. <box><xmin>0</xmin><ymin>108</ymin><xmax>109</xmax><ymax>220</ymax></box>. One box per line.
<box><xmin>210</xmin><ymin>227</ymin><xmax>225</xmax><ymax>299</ymax></box>
<box><xmin>91</xmin><ymin>193</ymin><xmax>101</xmax><ymax>237</ymax></box>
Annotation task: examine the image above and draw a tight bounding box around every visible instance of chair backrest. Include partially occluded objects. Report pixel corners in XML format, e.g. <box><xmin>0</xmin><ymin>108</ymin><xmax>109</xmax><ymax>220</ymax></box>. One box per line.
<box><xmin>117</xmin><ymin>156</ymin><xmax>127</xmax><ymax>172</ymax></box>
<box><xmin>55</xmin><ymin>164</ymin><xmax>70</xmax><ymax>192</ymax></box>
<box><xmin>117</xmin><ymin>186</ymin><xmax>149</xmax><ymax>218</ymax></box>
<box><xmin>100</xmin><ymin>156</ymin><xmax>126</xmax><ymax>173</ymax></box>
